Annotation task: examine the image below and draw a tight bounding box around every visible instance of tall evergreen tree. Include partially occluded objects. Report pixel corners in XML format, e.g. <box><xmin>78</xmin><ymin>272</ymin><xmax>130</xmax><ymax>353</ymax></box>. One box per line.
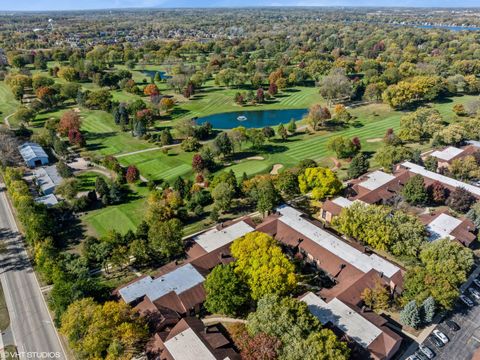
<box><xmin>421</xmin><ymin>296</ymin><xmax>436</xmax><ymax>324</ymax></box>
<box><xmin>400</xmin><ymin>300</ymin><xmax>421</xmax><ymax>329</ymax></box>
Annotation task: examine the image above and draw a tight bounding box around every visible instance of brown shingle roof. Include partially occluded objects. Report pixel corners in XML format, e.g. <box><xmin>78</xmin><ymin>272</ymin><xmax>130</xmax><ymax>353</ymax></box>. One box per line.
<box><xmin>322</xmin><ymin>199</ymin><xmax>344</xmax><ymax>216</ymax></box>
<box><xmin>419</xmin><ymin>210</ymin><xmax>477</xmax><ymax>247</ymax></box>
<box><xmin>161</xmin><ymin>318</ymin><xmax>240</xmax><ymax>360</ymax></box>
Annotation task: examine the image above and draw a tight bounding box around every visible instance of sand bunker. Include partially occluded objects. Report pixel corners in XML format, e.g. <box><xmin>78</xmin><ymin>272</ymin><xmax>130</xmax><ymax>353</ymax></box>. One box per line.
<box><xmin>270</xmin><ymin>164</ymin><xmax>284</xmax><ymax>175</ymax></box>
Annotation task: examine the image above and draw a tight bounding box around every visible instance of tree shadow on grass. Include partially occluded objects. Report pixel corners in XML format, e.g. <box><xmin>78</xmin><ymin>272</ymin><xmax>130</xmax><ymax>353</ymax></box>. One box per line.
<box><xmin>231</xmin><ymin>150</ymin><xmax>261</xmax><ymax>161</ymax></box>
<box><xmin>84</xmin><ymin>143</ymin><xmax>107</xmax><ymax>152</ymax></box>
<box><xmin>350</xmin><ymin>120</ymin><xmax>364</xmax><ymax>128</ymax></box>
<box><xmin>166</xmin><ymin>108</ymin><xmax>190</xmax><ymax>120</ymax></box>
<box><xmin>269</xmin><ymin>137</ymin><xmax>302</xmax><ymax>144</ymax></box>
<box><xmin>260</xmin><ymin>144</ymin><xmax>289</xmax><ymax>154</ymax></box>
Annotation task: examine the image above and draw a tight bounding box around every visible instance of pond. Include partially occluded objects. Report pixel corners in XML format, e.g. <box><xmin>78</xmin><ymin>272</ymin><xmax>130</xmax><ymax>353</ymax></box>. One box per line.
<box><xmin>196</xmin><ymin>108</ymin><xmax>308</xmax><ymax>129</ymax></box>
<box><xmin>140</xmin><ymin>70</ymin><xmax>170</xmax><ymax>80</ymax></box>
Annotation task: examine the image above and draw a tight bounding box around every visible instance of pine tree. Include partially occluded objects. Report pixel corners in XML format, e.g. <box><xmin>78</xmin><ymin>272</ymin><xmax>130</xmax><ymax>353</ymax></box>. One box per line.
<box><xmin>287</xmin><ymin>118</ymin><xmax>297</xmax><ymax>133</ymax></box>
<box><xmin>421</xmin><ymin>296</ymin><xmax>436</xmax><ymax>324</ymax></box>
<box><xmin>278</xmin><ymin>124</ymin><xmax>288</xmax><ymax>141</ymax></box>
<box><xmin>348</xmin><ymin>153</ymin><xmax>370</xmax><ymax>179</ymax></box>
<box><xmin>400</xmin><ymin>300</ymin><xmax>421</xmax><ymax>329</ymax></box>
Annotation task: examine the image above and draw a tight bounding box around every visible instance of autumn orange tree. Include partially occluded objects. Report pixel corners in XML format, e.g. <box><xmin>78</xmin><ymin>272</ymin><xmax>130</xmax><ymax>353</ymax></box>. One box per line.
<box><xmin>143</xmin><ymin>83</ymin><xmax>159</xmax><ymax>96</ymax></box>
<box><xmin>58</xmin><ymin>110</ymin><xmax>81</xmax><ymax>136</ymax></box>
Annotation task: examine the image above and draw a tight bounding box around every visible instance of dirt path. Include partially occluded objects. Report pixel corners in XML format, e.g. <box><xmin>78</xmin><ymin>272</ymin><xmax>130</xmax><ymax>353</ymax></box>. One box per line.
<box><xmin>202</xmin><ymin>317</ymin><xmax>247</xmax><ymax>325</ymax></box>
<box><xmin>331</xmin><ymin>157</ymin><xmax>341</xmax><ymax>170</ymax></box>
<box><xmin>3</xmin><ymin>113</ymin><xmax>15</xmax><ymax>129</ymax></box>
<box><xmin>270</xmin><ymin>164</ymin><xmax>284</xmax><ymax>175</ymax></box>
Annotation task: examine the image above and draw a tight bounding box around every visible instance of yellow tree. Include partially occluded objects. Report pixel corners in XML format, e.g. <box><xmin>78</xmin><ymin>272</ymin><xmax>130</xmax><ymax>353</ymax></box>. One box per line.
<box><xmin>298</xmin><ymin>167</ymin><xmax>342</xmax><ymax>200</ymax></box>
<box><xmin>61</xmin><ymin>298</ymin><xmax>148</xmax><ymax>360</ymax></box>
<box><xmin>231</xmin><ymin>232</ymin><xmax>297</xmax><ymax>300</ymax></box>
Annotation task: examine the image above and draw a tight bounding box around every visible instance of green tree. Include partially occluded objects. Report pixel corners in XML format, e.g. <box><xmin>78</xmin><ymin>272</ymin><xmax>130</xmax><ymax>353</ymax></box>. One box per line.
<box><xmin>421</xmin><ymin>296</ymin><xmax>436</xmax><ymax>324</ymax></box>
<box><xmin>213</xmin><ymin>132</ymin><xmax>233</xmax><ymax>158</ymax></box>
<box><xmin>373</xmin><ymin>145</ymin><xmax>413</xmax><ymax>170</ymax></box>
<box><xmin>13</xmin><ymin>106</ymin><xmax>36</xmax><ymax>124</ymax></box>
<box><xmin>212</xmin><ymin>182</ymin><xmax>235</xmax><ymax>213</ymax></box>
<box><xmin>55</xmin><ymin>178</ymin><xmax>79</xmax><ymax>200</ymax></box>
<box><xmin>326</xmin><ymin>136</ymin><xmax>358</xmax><ymax>159</ymax></box>
<box><xmin>277</xmin><ymin>123</ymin><xmax>288</xmax><ymax>141</ymax></box>
<box><xmin>347</xmin><ymin>153</ymin><xmax>370</xmax><ymax>179</ymax></box>
<box><xmin>55</xmin><ymin>161</ymin><xmax>72</xmax><ymax>178</ymax></box>
<box><xmin>247</xmin><ymin>295</ymin><xmax>350</xmax><ymax>360</ymax></box>
<box><xmin>298</xmin><ymin>167</ymin><xmax>342</xmax><ymax>200</ymax></box>
<box><xmin>466</xmin><ymin>201</ymin><xmax>480</xmax><ymax>228</ymax></box>
<box><xmin>246</xmin><ymin>128</ymin><xmax>266</xmax><ymax>148</ymax></box>
<box><xmin>95</xmin><ymin>177</ymin><xmax>109</xmax><ymax>198</ymax></box>
<box><xmin>398</xmin><ymin>108</ymin><xmax>443</xmax><ymax>142</ymax></box>
<box><xmin>287</xmin><ymin>119</ymin><xmax>297</xmax><ymax>133</ymax></box>
<box><xmin>424</xmin><ymin>156</ymin><xmax>438</xmax><ymax>172</ymax></box>
<box><xmin>403</xmin><ymin>239</ymin><xmax>474</xmax><ymax>309</ymax></box>
<box><xmin>148</xmin><ymin>218</ymin><xmax>184</xmax><ymax>258</ymax></box>
<box><xmin>275</xmin><ymin>170</ymin><xmax>300</xmax><ymax>197</ymax></box>
<box><xmin>334</xmin><ymin>203</ymin><xmax>394</xmax><ymax>251</ymax></box>
<box><xmin>231</xmin><ymin>232</ymin><xmax>297</xmax><ymax>300</ymax></box>
<box><xmin>248</xmin><ymin>178</ymin><xmax>280</xmax><ymax>215</ymax></box>
<box><xmin>390</xmin><ymin>211</ymin><xmax>427</xmax><ymax>259</ymax></box>
<box><xmin>204</xmin><ymin>264</ymin><xmax>250</xmax><ymax>316</ymax></box>
<box><xmin>399</xmin><ymin>300</ymin><xmax>421</xmax><ymax>329</ymax></box>
<box><xmin>60</xmin><ymin>298</ymin><xmax>148</xmax><ymax>359</ymax></box>
<box><xmin>402</xmin><ymin>174</ymin><xmax>428</xmax><ymax>205</ymax></box>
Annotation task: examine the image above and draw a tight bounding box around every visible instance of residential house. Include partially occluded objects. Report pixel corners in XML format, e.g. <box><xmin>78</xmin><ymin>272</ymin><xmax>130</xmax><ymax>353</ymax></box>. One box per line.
<box><xmin>428</xmin><ymin>144</ymin><xmax>480</xmax><ymax>170</ymax></box>
<box><xmin>419</xmin><ymin>210</ymin><xmax>476</xmax><ymax>247</ymax></box>
<box><xmin>257</xmin><ymin>205</ymin><xmax>404</xmax><ymax>359</ymax></box>
<box><xmin>149</xmin><ymin>317</ymin><xmax>239</xmax><ymax>360</ymax></box>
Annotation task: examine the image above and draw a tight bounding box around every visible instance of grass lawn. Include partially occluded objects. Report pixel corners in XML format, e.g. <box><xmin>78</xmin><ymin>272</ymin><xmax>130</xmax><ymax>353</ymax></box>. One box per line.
<box><xmin>80</xmin><ymin>96</ymin><xmax>473</xmax><ymax>238</ymax></box>
<box><xmin>173</xmin><ymin>83</ymin><xmax>323</xmax><ymax>122</ymax></box>
<box><xmin>0</xmin><ymin>82</ymin><xmax>20</xmax><ymax>126</ymax></box>
<box><xmin>81</xmin><ymin>109</ymin><xmax>156</xmax><ymax>156</ymax></box>
<box><xmin>82</xmin><ymin>183</ymin><xmax>149</xmax><ymax>237</ymax></box>
<box><xmin>3</xmin><ymin>346</ymin><xmax>18</xmax><ymax>360</ymax></box>
<box><xmin>77</xmin><ymin>171</ymin><xmax>108</xmax><ymax>191</ymax></box>
<box><xmin>118</xmin><ymin>148</ymin><xmax>194</xmax><ymax>182</ymax></box>
<box><xmin>0</xmin><ymin>282</ymin><xmax>10</xmax><ymax>332</ymax></box>
<box><xmin>117</xmin><ymin>102</ymin><xmax>409</xmax><ymax>181</ymax></box>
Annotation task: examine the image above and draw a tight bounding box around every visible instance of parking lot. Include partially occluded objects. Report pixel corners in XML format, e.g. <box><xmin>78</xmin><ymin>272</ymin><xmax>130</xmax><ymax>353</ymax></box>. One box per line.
<box><xmin>419</xmin><ymin>284</ymin><xmax>480</xmax><ymax>360</ymax></box>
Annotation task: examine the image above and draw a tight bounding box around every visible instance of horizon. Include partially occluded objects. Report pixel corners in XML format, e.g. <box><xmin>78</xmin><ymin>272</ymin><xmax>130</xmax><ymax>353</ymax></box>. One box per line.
<box><xmin>1</xmin><ymin>1</ymin><xmax>480</xmax><ymax>12</ymax></box>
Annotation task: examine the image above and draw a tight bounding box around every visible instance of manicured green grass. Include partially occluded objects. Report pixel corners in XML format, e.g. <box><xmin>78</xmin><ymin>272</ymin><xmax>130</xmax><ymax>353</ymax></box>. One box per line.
<box><xmin>77</xmin><ymin>171</ymin><xmax>108</xmax><ymax>191</ymax></box>
<box><xmin>0</xmin><ymin>82</ymin><xmax>20</xmax><ymax>126</ymax></box>
<box><xmin>80</xmin><ymin>96</ymin><xmax>475</xmax><ymax>238</ymax></box>
<box><xmin>81</xmin><ymin>109</ymin><xmax>156</xmax><ymax>155</ymax></box>
<box><xmin>82</xmin><ymin>183</ymin><xmax>149</xmax><ymax>236</ymax></box>
<box><xmin>174</xmin><ymin>84</ymin><xmax>323</xmax><ymax>121</ymax></box>
<box><xmin>117</xmin><ymin>147</ymin><xmax>194</xmax><ymax>182</ymax></box>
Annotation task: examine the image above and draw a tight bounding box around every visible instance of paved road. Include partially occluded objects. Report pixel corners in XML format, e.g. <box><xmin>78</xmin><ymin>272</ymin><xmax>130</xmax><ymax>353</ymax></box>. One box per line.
<box><xmin>0</xmin><ymin>185</ymin><xmax>66</xmax><ymax>359</ymax></box>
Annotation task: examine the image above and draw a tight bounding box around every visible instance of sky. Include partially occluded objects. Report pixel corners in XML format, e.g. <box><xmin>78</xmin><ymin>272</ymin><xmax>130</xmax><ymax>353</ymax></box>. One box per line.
<box><xmin>0</xmin><ymin>0</ymin><xmax>479</xmax><ymax>11</ymax></box>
